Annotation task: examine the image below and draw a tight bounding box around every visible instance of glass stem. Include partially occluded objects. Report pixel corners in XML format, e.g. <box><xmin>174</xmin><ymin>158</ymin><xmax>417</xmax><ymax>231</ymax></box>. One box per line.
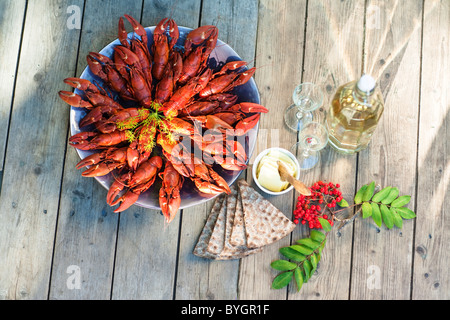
<box><xmin>295</xmin><ymin>108</ymin><xmax>305</xmax><ymax>120</ymax></box>
<box><xmin>302</xmin><ymin>148</ymin><xmax>310</xmax><ymax>159</ymax></box>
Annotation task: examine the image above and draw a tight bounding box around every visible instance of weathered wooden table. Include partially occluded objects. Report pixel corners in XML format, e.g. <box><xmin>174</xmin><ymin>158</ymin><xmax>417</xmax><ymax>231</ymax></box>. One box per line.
<box><xmin>0</xmin><ymin>0</ymin><xmax>448</xmax><ymax>300</ymax></box>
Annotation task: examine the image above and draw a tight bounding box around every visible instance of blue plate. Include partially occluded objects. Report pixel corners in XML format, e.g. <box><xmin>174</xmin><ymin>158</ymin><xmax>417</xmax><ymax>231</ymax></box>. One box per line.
<box><xmin>70</xmin><ymin>26</ymin><xmax>261</xmax><ymax>211</ymax></box>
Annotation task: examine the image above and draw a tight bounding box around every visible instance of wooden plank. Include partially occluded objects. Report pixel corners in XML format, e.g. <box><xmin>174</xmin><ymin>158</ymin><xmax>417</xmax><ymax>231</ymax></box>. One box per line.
<box><xmin>237</xmin><ymin>0</ymin><xmax>307</xmax><ymax>300</ymax></box>
<box><xmin>140</xmin><ymin>0</ymin><xmax>201</xmax><ymax>27</ymax></box>
<box><xmin>49</xmin><ymin>0</ymin><xmax>143</xmax><ymax>300</ymax></box>
<box><xmin>287</xmin><ymin>0</ymin><xmax>365</xmax><ymax>300</ymax></box>
<box><xmin>0</xmin><ymin>0</ymin><xmax>26</xmax><ymax>170</ymax></box>
<box><xmin>175</xmin><ymin>0</ymin><xmax>258</xmax><ymax>300</ymax></box>
<box><xmin>111</xmin><ymin>0</ymin><xmax>201</xmax><ymax>300</ymax></box>
<box><xmin>413</xmin><ymin>0</ymin><xmax>449</xmax><ymax>300</ymax></box>
<box><xmin>0</xmin><ymin>0</ymin><xmax>83</xmax><ymax>300</ymax></box>
<box><xmin>201</xmin><ymin>0</ymin><xmax>259</xmax><ymax>65</ymax></box>
<box><xmin>350</xmin><ymin>0</ymin><xmax>422</xmax><ymax>300</ymax></box>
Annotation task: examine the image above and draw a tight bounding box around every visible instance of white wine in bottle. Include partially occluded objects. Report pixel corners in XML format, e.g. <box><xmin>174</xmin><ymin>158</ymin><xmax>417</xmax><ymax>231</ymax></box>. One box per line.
<box><xmin>326</xmin><ymin>75</ymin><xmax>384</xmax><ymax>155</ymax></box>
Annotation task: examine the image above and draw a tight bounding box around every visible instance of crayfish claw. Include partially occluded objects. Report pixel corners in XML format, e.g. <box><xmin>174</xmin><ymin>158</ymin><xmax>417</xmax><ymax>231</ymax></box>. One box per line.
<box><xmin>124</xmin><ymin>14</ymin><xmax>149</xmax><ymax>46</ymax></box>
<box><xmin>112</xmin><ymin>190</ymin><xmax>140</xmax><ymax>213</ymax></box>
<box><xmin>106</xmin><ymin>172</ymin><xmax>131</xmax><ymax>206</ymax></box>
<box><xmin>75</xmin><ymin>152</ymin><xmax>103</xmax><ymax>169</ymax></box>
<box><xmin>118</xmin><ymin>17</ymin><xmax>130</xmax><ymax>47</ymax></box>
<box><xmin>63</xmin><ymin>77</ymin><xmax>99</xmax><ymax>93</ymax></box>
<box><xmin>234</xmin><ymin>114</ymin><xmax>261</xmax><ymax>135</ymax></box>
<box><xmin>81</xmin><ymin>162</ymin><xmax>122</xmax><ymax>177</ymax></box>
<box><xmin>59</xmin><ymin>91</ymin><xmax>93</xmax><ymax>109</ymax></box>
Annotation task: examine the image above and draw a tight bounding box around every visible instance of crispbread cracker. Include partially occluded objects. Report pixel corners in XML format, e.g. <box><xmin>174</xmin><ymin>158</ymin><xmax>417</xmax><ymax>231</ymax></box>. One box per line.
<box><xmin>206</xmin><ymin>196</ymin><xmax>227</xmax><ymax>255</ymax></box>
<box><xmin>230</xmin><ymin>189</ymin><xmax>246</xmax><ymax>246</ymax></box>
<box><xmin>217</xmin><ymin>246</ymin><xmax>262</xmax><ymax>260</ymax></box>
<box><xmin>237</xmin><ymin>179</ymin><xmax>296</xmax><ymax>249</ymax></box>
<box><xmin>217</xmin><ymin>185</ymin><xmax>262</xmax><ymax>260</ymax></box>
<box><xmin>193</xmin><ymin>194</ymin><xmax>225</xmax><ymax>259</ymax></box>
<box><xmin>222</xmin><ymin>184</ymin><xmax>238</xmax><ymax>253</ymax></box>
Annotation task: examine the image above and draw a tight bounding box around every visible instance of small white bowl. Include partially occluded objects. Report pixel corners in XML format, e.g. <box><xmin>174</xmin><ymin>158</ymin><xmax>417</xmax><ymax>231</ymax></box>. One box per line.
<box><xmin>252</xmin><ymin>147</ymin><xmax>300</xmax><ymax>196</ymax></box>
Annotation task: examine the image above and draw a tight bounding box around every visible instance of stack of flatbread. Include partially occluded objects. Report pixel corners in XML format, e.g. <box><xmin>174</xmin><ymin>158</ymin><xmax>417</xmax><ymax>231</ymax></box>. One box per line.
<box><xmin>193</xmin><ymin>179</ymin><xmax>296</xmax><ymax>260</ymax></box>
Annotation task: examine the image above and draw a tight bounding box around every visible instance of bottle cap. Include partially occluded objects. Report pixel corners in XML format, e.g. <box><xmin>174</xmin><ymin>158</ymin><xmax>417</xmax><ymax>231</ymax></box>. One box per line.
<box><xmin>357</xmin><ymin>74</ymin><xmax>376</xmax><ymax>92</ymax></box>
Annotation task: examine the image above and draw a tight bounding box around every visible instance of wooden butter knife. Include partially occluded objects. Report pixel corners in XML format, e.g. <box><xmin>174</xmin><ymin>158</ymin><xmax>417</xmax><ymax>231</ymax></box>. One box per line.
<box><xmin>277</xmin><ymin>161</ymin><xmax>311</xmax><ymax>196</ymax></box>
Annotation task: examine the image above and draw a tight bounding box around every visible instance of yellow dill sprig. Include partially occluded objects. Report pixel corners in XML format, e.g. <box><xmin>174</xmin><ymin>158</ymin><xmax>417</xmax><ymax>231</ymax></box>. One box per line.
<box><xmin>116</xmin><ymin>108</ymin><xmax>151</xmax><ymax>131</ymax></box>
<box><xmin>137</xmin><ymin>122</ymin><xmax>157</xmax><ymax>153</ymax></box>
<box><xmin>117</xmin><ymin>116</ymin><xmax>140</xmax><ymax>130</ymax></box>
<box><xmin>164</xmin><ymin>111</ymin><xmax>175</xmax><ymax>122</ymax></box>
<box><xmin>158</xmin><ymin>121</ymin><xmax>178</xmax><ymax>144</ymax></box>
<box><xmin>140</xmin><ymin>123</ymin><xmax>157</xmax><ymax>137</ymax></box>
<box><xmin>116</xmin><ymin>118</ymin><xmax>133</xmax><ymax>130</ymax></box>
<box><xmin>125</xmin><ymin>130</ymin><xmax>136</xmax><ymax>143</ymax></box>
<box><xmin>145</xmin><ymin>112</ymin><xmax>161</xmax><ymax>124</ymax></box>
<box><xmin>151</xmin><ymin>101</ymin><xmax>163</xmax><ymax>112</ymax></box>
<box><xmin>138</xmin><ymin>107</ymin><xmax>150</xmax><ymax>118</ymax></box>
<box><xmin>158</xmin><ymin>120</ymin><xmax>171</xmax><ymax>135</ymax></box>
<box><xmin>142</xmin><ymin>137</ymin><xmax>156</xmax><ymax>152</ymax></box>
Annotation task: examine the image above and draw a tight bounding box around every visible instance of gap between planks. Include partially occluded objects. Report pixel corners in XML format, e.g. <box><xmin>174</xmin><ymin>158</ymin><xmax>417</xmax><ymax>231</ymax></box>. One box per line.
<box><xmin>0</xmin><ymin>1</ymin><xmax>28</xmax><ymax>196</ymax></box>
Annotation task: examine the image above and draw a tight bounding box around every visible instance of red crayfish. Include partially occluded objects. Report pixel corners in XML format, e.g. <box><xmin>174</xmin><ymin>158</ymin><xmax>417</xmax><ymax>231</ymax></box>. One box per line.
<box><xmin>58</xmin><ymin>15</ymin><xmax>268</xmax><ymax>223</ymax></box>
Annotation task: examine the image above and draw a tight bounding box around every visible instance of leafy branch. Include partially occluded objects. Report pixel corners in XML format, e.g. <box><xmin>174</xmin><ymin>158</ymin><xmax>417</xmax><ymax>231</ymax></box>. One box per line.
<box><xmin>337</xmin><ymin>181</ymin><xmax>416</xmax><ymax>229</ymax></box>
<box><xmin>270</xmin><ymin>181</ymin><xmax>417</xmax><ymax>293</ymax></box>
<box><xmin>271</xmin><ymin>218</ymin><xmax>330</xmax><ymax>291</ymax></box>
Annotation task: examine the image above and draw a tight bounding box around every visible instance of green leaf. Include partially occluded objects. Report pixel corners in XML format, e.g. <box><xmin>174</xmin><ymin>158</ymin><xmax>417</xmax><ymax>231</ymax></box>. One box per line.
<box><xmin>380</xmin><ymin>204</ymin><xmax>394</xmax><ymax>229</ymax></box>
<box><xmin>371</xmin><ymin>202</ymin><xmax>382</xmax><ymax>227</ymax></box>
<box><xmin>372</xmin><ymin>186</ymin><xmax>392</xmax><ymax>203</ymax></box>
<box><xmin>390</xmin><ymin>207</ymin><xmax>403</xmax><ymax>229</ymax></box>
<box><xmin>310</xmin><ymin>253</ymin><xmax>318</xmax><ymax>270</ymax></box>
<box><xmin>354</xmin><ymin>185</ymin><xmax>368</xmax><ymax>204</ymax></box>
<box><xmin>271</xmin><ymin>260</ymin><xmax>298</xmax><ymax>271</ymax></box>
<box><xmin>391</xmin><ymin>195</ymin><xmax>411</xmax><ymax>208</ymax></box>
<box><xmin>290</xmin><ymin>245</ymin><xmax>313</xmax><ymax>256</ymax></box>
<box><xmin>395</xmin><ymin>207</ymin><xmax>416</xmax><ymax>219</ymax></box>
<box><xmin>337</xmin><ymin>198</ymin><xmax>349</xmax><ymax>207</ymax></box>
<box><xmin>363</xmin><ymin>181</ymin><xmax>376</xmax><ymax>202</ymax></box>
<box><xmin>381</xmin><ymin>187</ymin><xmax>399</xmax><ymax>205</ymax></box>
<box><xmin>303</xmin><ymin>260</ymin><xmax>313</xmax><ymax>281</ymax></box>
<box><xmin>296</xmin><ymin>238</ymin><xmax>320</xmax><ymax>249</ymax></box>
<box><xmin>318</xmin><ymin>217</ymin><xmax>332</xmax><ymax>232</ymax></box>
<box><xmin>294</xmin><ymin>267</ymin><xmax>304</xmax><ymax>292</ymax></box>
<box><xmin>272</xmin><ymin>271</ymin><xmax>294</xmax><ymax>289</ymax></box>
<box><xmin>361</xmin><ymin>202</ymin><xmax>372</xmax><ymax>218</ymax></box>
<box><xmin>316</xmin><ymin>252</ymin><xmax>321</xmax><ymax>262</ymax></box>
<box><xmin>310</xmin><ymin>229</ymin><xmax>326</xmax><ymax>243</ymax></box>
<box><xmin>279</xmin><ymin>247</ymin><xmax>305</xmax><ymax>262</ymax></box>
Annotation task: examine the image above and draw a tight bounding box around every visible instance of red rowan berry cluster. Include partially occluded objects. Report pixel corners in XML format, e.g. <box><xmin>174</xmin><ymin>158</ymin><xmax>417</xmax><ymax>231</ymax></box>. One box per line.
<box><xmin>293</xmin><ymin>181</ymin><xmax>343</xmax><ymax>229</ymax></box>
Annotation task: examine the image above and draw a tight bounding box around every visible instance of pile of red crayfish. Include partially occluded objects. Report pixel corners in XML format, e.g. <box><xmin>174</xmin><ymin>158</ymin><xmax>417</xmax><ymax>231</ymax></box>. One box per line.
<box><xmin>58</xmin><ymin>15</ymin><xmax>268</xmax><ymax>223</ymax></box>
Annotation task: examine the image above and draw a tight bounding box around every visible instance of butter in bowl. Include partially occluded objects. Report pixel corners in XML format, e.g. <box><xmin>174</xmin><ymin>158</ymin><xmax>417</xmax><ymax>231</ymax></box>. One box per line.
<box><xmin>252</xmin><ymin>148</ymin><xmax>301</xmax><ymax>195</ymax></box>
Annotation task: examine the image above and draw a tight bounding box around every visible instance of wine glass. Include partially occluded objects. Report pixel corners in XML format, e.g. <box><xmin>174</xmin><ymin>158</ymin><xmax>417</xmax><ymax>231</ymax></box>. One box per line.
<box><xmin>291</xmin><ymin>122</ymin><xmax>328</xmax><ymax>170</ymax></box>
<box><xmin>284</xmin><ymin>82</ymin><xmax>324</xmax><ymax>131</ymax></box>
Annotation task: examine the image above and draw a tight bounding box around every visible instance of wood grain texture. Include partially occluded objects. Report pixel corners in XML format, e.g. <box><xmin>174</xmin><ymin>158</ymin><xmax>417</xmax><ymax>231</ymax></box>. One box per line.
<box><xmin>288</xmin><ymin>0</ymin><xmax>365</xmax><ymax>300</ymax></box>
<box><xmin>413</xmin><ymin>0</ymin><xmax>450</xmax><ymax>300</ymax></box>
<box><xmin>49</xmin><ymin>0</ymin><xmax>143</xmax><ymax>300</ymax></box>
<box><xmin>351</xmin><ymin>0</ymin><xmax>422</xmax><ymax>300</ymax></box>
<box><xmin>238</xmin><ymin>0</ymin><xmax>307</xmax><ymax>300</ymax></box>
<box><xmin>142</xmin><ymin>0</ymin><xmax>201</xmax><ymax>28</ymax></box>
<box><xmin>201</xmin><ymin>0</ymin><xmax>259</xmax><ymax>65</ymax></box>
<box><xmin>0</xmin><ymin>0</ymin><xmax>83</xmax><ymax>300</ymax></box>
<box><xmin>0</xmin><ymin>0</ymin><xmax>26</xmax><ymax>170</ymax></box>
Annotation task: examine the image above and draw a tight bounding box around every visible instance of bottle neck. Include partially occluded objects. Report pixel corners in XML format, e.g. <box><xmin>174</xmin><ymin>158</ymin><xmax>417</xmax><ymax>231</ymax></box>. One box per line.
<box><xmin>352</xmin><ymin>84</ymin><xmax>374</xmax><ymax>107</ymax></box>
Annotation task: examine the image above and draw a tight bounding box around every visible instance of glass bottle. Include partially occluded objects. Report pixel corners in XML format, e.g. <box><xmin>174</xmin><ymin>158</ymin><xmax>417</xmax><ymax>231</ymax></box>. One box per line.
<box><xmin>326</xmin><ymin>74</ymin><xmax>384</xmax><ymax>155</ymax></box>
